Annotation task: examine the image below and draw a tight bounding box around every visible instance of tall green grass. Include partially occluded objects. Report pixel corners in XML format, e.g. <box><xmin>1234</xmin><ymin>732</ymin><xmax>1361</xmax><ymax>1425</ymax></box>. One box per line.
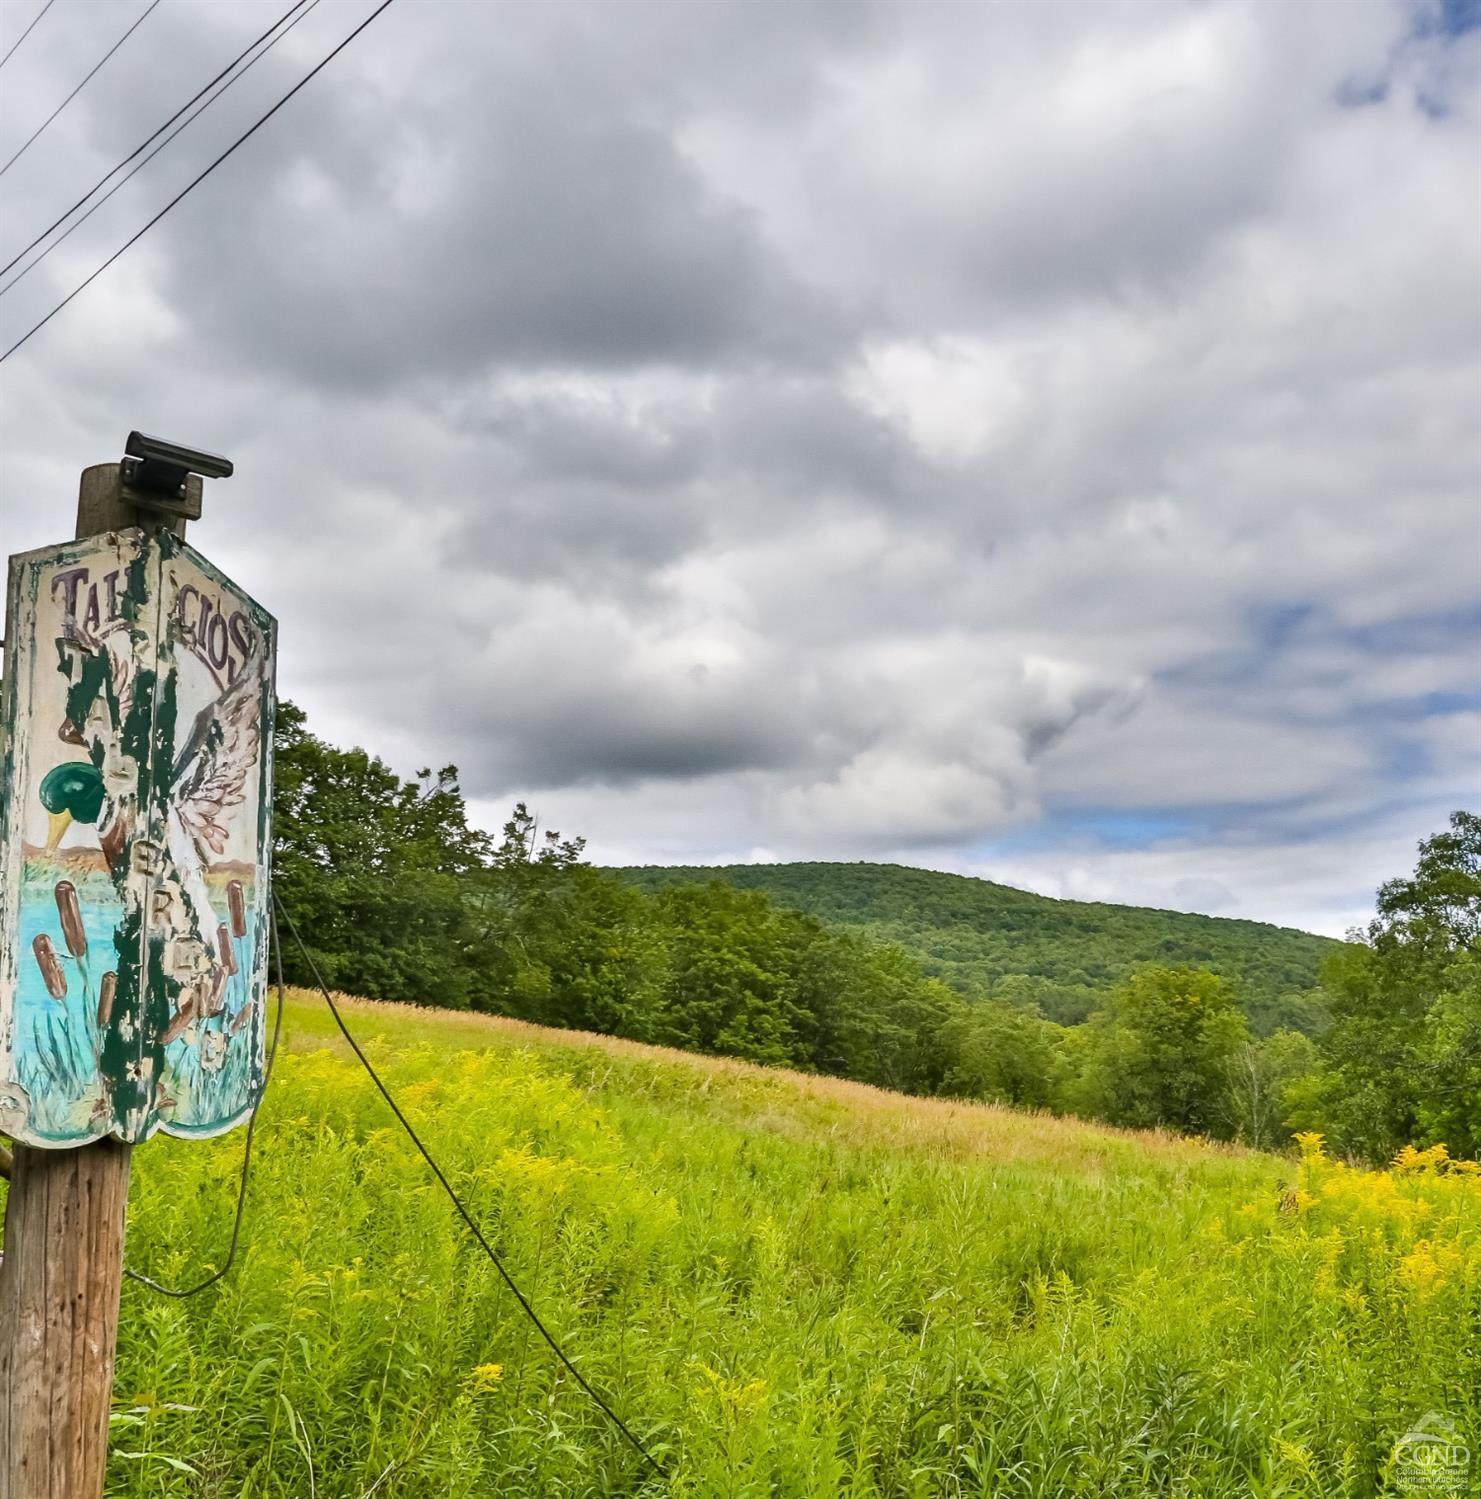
<box><xmin>50</xmin><ymin>995</ymin><xmax>1480</xmax><ymax>1495</ymax></box>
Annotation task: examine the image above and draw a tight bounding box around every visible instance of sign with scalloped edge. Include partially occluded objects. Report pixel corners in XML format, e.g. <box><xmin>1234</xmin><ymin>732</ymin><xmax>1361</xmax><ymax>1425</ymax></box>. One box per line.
<box><xmin>0</xmin><ymin>527</ymin><xmax>275</xmax><ymax>1146</ymax></box>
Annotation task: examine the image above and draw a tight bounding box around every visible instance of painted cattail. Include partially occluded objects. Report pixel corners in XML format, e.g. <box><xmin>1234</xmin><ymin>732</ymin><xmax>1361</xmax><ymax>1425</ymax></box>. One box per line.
<box><xmin>205</xmin><ymin>965</ymin><xmax>230</xmax><ymax>1017</ymax></box>
<box><xmin>227</xmin><ymin>881</ymin><xmax>247</xmax><ymax>938</ymax></box>
<box><xmin>229</xmin><ymin>1001</ymin><xmax>253</xmax><ymax>1035</ymax></box>
<box><xmin>32</xmin><ymin>934</ymin><xmax>66</xmax><ymax>999</ymax></box>
<box><xmin>160</xmin><ymin>989</ymin><xmax>199</xmax><ymax>1046</ymax></box>
<box><xmin>217</xmin><ymin>922</ymin><xmax>238</xmax><ymax>975</ymax></box>
<box><xmin>98</xmin><ymin>971</ymin><xmax>117</xmax><ymax>1027</ymax></box>
<box><xmin>54</xmin><ymin>880</ymin><xmax>86</xmax><ymax>958</ymax></box>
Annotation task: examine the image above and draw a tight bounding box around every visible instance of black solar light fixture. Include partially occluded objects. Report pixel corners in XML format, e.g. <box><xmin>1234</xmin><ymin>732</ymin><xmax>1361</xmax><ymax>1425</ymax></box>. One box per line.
<box><xmin>119</xmin><ymin>430</ymin><xmax>234</xmax><ymax>521</ymax></box>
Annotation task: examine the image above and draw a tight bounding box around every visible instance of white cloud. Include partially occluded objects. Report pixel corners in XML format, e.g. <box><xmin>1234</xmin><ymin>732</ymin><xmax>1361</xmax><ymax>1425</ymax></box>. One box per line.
<box><xmin>0</xmin><ymin>0</ymin><xmax>1476</xmax><ymax>937</ymax></box>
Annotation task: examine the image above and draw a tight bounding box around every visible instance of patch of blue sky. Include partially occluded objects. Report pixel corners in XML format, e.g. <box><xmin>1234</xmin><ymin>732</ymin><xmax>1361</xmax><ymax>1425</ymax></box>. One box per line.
<box><xmin>1420</xmin><ymin>0</ymin><xmax>1481</xmax><ymax>38</ymax></box>
<box><xmin>1361</xmin><ymin>691</ymin><xmax>1479</xmax><ymax>796</ymax></box>
<box><xmin>1080</xmin><ymin>790</ymin><xmax>1400</xmax><ymax>850</ymax></box>
<box><xmin>1251</xmin><ymin>602</ymin><xmax>1316</xmax><ymax>649</ymax></box>
<box><xmin>1378</xmin><ymin>735</ymin><xmax>1433</xmax><ymax>783</ymax></box>
<box><xmin>1163</xmin><ymin>603</ymin><xmax>1478</xmax><ymax>709</ymax></box>
<box><xmin>1409</xmin><ymin>0</ymin><xmax>1481</xmax><ymax>115</ymax></box>
<box><xmin>1337</xmin><ymin>1</ymin><xmax>1478</xmax><ymax>116</ymax></box>
<box><xmin>1251</xmin><ymin>785</ymin><xmax>1464</xmax><ymax>850</ymax></box>
<box><xmin>980</xmin><ymin>808</ymin><xmax>1196</xmax><ymax>857</ymax></box>
<box><xmin>1330</xmin><ymin>683</ymin><xmax>1481</xmax><ymax>724</ymax></box>
<box><xmin>1415</xmin><ymin>689</ymin><xmax>1481</xmax><ymax>716</ymax></box>
<box><xmin>1157</xmin><ymin>602</ymin><xmax>1323</xmax><ymax>693</ymax></box>
<box><xmin>1342</xmin><ymin>604</ymin><xmax>1481</xmax><ymax>657</ymax></box>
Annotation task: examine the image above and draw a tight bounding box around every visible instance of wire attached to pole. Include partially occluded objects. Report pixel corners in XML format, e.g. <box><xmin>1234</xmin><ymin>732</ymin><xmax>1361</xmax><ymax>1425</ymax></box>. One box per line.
<box><xmin>0</xmin><ymin>0</ymin><xmax>164</xmax><ymax>182</ymax></box>
<box><xmin>0</xmin><ymin>0</ymin><xmax>398</xmax><ymax>366</ymax></box>
<box><xmin>0</xmin><ymin>0</ymin><xmax>316</xmax><ymax>285</ymax></box>
<box><xmin>123</xmin><ymin>907</ymin><xmax>286</xmax><ymax>1298</ymax></box>
<box><xmin>273</xmin><ymin>890</ymin><xmax>670</xmax><ymax>1481</ymax></box>
<box><xmin>0</xmin><ymin>0</ymin><xmax>58</xmax><ymax>76</ymax></box>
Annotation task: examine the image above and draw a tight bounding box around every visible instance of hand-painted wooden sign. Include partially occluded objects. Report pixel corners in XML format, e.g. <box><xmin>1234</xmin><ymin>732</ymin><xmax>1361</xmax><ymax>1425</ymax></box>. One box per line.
<box><xmin>0</xmin><ymin>528</ymin><xmax>276</xmax><ymax>1147</ymax></box>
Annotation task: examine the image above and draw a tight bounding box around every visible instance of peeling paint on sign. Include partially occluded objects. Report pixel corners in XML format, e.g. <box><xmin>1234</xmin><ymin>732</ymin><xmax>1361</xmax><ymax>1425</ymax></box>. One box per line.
<box><xmin>0</xmin><ymin>528</ymin><xmax>276</xmax><ymax>1146</ymax></box>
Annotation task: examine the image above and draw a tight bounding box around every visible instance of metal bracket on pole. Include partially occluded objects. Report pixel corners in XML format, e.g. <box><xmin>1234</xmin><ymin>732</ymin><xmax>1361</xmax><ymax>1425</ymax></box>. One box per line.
<box><xmin>117</xmin><ymin>429</ymin><xmax>233</xmax><ymax>525</ymax></box>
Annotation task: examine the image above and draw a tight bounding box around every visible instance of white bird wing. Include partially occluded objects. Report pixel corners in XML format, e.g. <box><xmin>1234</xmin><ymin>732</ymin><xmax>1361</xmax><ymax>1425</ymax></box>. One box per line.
<box><xmin>171</xmin><ymin>669</ymin><xmax>262</xmax><ymax>859</ymax></box>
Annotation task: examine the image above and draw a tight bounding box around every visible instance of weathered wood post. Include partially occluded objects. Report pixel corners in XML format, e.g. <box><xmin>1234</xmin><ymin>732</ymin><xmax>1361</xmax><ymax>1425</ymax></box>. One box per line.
<box><xmin>0</xmin><ymin>1139</ymin><xmax>133</xmax><ymax>1497</ymax></box>
<box><xmin>0</xmin><ymin>443</ymin><xmax>274</xmax><ymax>1499</ymax></box>
<box><xmin>0</xmin><ymin>464</ymin><xmax>156</xmax><ymax>1499</ymax></box>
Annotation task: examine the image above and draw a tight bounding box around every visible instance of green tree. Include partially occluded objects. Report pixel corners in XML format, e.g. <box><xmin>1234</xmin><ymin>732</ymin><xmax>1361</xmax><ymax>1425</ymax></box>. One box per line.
<box><xmin>938</xmin><ymin>1000</ymin><xmax>1058</xmax><ymax>1108</ymax></box>
<box><xmin>272</xmin><ymin>702</ymin><xmax>493</xmax><ymax>1007</ymax></box>
<box><xmin>797</xmin><ymin>935</ymin><xmax>963</xmax><ymax>1094</ymax></box>
<box><xmin>649</xmin><ymin>883</ymin><xmax>809</xmax><ymax>1067</ymax></box>
<box><xmin>463</xmin><ymin>803</ymin><xmax>596</xmax><ymax>1020</ymax></box>
<box><xmin>1307</xmin><ymin>812</ymin><xmax>1481</xmax><ymax>1160</ymax></box>
<box><xmin>1221</xmin><ymin>1028</ymin><xmax>1319</xmax><ymax>1149</ymax></box>
<box><xmin>1066</xmin><ymin>966</ymin><xmax>1250</xmax><ymax>1136</ymax></box>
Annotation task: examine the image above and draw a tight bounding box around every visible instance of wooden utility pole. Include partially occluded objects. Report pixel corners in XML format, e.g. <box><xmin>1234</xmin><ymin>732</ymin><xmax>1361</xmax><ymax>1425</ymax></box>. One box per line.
<box><xmin>0</xmin><ymin>463</ymin><xmax>188</xmax><ymax>1499</ymax></box>
<box><xmin>0</xmin><ymin>1141</ymin><xmax>132</xmax><ymax>1497</ymax></box>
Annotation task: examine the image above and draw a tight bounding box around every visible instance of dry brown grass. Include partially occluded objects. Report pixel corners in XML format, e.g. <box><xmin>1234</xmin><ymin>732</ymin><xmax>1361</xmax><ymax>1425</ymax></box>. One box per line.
<box><xmin>281</xmin><ymin>987</ymin><xmax>1267</xmax><ymax>1175</ymax></box>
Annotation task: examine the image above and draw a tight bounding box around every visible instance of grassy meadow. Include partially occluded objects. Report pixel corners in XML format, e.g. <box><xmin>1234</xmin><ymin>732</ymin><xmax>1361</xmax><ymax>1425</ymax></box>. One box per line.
<box><xmin>76</xmin><ymin>994</ymin><xmax>1481</xmax><ymax>1497</ymax></box>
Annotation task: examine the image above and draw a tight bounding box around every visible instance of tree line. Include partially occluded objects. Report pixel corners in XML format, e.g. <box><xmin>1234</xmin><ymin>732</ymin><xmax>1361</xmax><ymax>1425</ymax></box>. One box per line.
<box><xmin>617</xmin><ymin>860</ymin><xmax>1337</xmax><ymax>1033</ymax></box>
<box><xmin>273</xmin><ymin>703</ymin><xmax>1480</xmax><ymax>1161</ymax></box>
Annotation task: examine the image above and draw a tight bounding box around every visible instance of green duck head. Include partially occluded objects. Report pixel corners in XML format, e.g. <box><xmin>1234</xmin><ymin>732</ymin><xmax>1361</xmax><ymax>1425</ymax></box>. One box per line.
<box><xmin>40</xmin><ymin>762</ymin><xmax>106</xmax><ymax>849</ymax></box>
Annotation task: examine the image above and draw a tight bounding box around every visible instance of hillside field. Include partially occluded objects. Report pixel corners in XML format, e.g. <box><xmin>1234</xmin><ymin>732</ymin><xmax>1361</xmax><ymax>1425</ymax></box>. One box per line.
<box><xmin>612</xmin><ymin>863</ymin><xmax>1339</xmax><ymax>1030</ymax></box>
<box><xmin>59</xmin><ymin>993</ymin><xmax>1481</xmax><ymax>1497</ymax></box>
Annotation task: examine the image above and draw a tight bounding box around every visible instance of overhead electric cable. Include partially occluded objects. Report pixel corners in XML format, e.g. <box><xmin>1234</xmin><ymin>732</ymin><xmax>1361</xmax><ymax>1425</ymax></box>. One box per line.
<box><xmin>0</xmin><ymin>0</ymin><xmax>397</xmax><ymax>366</ymax></box>
<box><xmin>1</xmin><ymin>0</ymin><xmax>313</xmax><ymax>283</ymax></box>
<box><xmin>0</xmin><ymin>0</ymin><xmax>324</xmax><ymax>299</ymax></box>
<box><xmin>124</xmin><ymin>913</ymin><xmax>286</xmax><ymax>1298</ymax></box>
<box><xmin>274</xmin><ymin>893</ymin><xmax>670</xmax><ymax>1481</ymax></box>
<box><xmin>0</xmin><ymin>0</ymin><xmax>59</xmax><ymax>75</ymax></box>
<box><xmin>0</xmin><ymin>0</ymin><xmax>162</xmax><ymax>182</ymax></box>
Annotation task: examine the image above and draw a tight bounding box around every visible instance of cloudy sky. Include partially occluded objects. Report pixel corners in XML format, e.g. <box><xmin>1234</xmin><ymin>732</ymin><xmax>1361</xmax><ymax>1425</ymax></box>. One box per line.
<box><xmin>0</xmin><ymin>0</ymin><xmax>1477</xmax><ymax>938</ymax></box>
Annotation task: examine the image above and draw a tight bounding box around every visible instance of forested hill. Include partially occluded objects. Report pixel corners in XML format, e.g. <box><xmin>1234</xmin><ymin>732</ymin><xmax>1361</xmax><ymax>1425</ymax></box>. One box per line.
<box><xmin>265</xmin><ymin>705</ymin><xmax>1470</xmax><ymax>1160</ymax></box>
<box><xmin>611</xmin><ymin>862</ymin><xmax>1342</xmax><ymax>1032</ymax></box>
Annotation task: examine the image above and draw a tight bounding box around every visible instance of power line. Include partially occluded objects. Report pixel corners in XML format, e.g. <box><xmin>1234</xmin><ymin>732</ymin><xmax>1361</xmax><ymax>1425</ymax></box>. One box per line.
<box><xmin>0</xmin><ymin>0</ymin><xmax>162</xmax><ymax>182</ymax></box>
<box><xmin>1</xmin><ymin>0</ymin><xmax>313</xmax><ymax>284</ymax></box>
<box><xmin>0</xmin><ymin>0</ymin><xmax>397</xmax><ymax>366</ymax></box>
<box><xmin>0</xmin><ymin>0</ymin><xmax>324</xmax><ymax>300</ymax></box>
<box><xmin>124</xmin><ymin>910</ymin><xmax>287</xmax><ymax>1298</ymax></box>
<box><xmin>274</xmin><ymin>893</ymin><xmax>670</xmax><ymax>1481</ymax></box>
<box><xmin>0</xmin><ymin>0</ymin><xmax>58</xmax><ymax>75</ymax></box>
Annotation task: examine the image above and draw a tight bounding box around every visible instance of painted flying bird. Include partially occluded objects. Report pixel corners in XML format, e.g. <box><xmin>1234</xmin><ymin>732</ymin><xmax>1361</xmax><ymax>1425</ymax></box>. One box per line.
<box><xmin>43</xmin><ymin>615</ymin><xmax>263</xmax><ymax>1049</ymax></box>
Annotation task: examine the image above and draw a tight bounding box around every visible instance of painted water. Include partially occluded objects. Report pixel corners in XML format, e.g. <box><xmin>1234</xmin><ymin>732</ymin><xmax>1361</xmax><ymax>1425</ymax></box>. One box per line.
<box><xmin>15</xmin><ymin>862</ymin><xmax>262</xmax><ymax>1142</ymax></box>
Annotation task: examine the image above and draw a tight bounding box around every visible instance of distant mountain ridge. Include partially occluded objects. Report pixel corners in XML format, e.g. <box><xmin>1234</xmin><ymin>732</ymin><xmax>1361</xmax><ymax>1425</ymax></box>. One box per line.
<box><xmin>610</xmin><ymin>861</ymin><xmax>1341</xmax><ymax>1033</ymax></box>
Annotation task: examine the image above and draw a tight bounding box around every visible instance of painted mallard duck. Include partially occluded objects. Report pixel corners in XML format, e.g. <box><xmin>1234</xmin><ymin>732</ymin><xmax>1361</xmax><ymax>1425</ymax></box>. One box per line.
<box><xmin>40</xmin><ymin>761</ymin><xmax>107</xmax><ymax>850</ymax></box>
